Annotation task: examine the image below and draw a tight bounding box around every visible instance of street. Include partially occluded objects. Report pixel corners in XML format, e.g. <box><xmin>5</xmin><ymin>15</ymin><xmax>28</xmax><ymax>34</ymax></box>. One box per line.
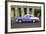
<box><xmin>11</xmin><ymin>17</ymin><xmax>41</xmax><ymax>28</ymax></box>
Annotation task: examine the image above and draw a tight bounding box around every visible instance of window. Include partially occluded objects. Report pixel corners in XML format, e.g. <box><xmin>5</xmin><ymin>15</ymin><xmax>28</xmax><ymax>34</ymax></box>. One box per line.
<box><xmin>18</xmin><ymin>8</ymin><xmax>21</xmax><ymax>17</ymax></box>
<box><xmin>29</xmin><ymin>8</ymin><xmax>32</xmax><ymax>14</ymax></box>
<box><xmin>24</xmin><ymin>8</ymin><xmax>27</xmax><ymax>15</ymax></box>
<box><xmin>34</xmin><ymin>9</ymin><xmax>41</xmax><ymax>17</ymax></box>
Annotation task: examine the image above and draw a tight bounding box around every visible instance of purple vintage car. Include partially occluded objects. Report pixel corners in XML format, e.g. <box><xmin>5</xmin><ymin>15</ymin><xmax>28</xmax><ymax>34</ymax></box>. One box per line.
<box><xmin>16</xmin><ymin>15</ymin><xmax>40</xmax><ymax>23</ymax></box>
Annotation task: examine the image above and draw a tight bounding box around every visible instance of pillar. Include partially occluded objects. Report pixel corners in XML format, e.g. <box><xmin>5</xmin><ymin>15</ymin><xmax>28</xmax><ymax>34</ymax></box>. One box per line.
<box><xmin>21</xmin><ymin>8</ymin><xmax>24</xmax><ymax>16</ymax></box>
<box><xmin>27</xmin><ymin>7</ymin><xmax>29</xmax><ymax>15</ymax></box>
<box><xmin>15</xmin><ymin>7</ymin><xmax>18</xmax><ymax>18</ymax></box>
<box><xmin>11</xmin><ymin>9</ymin><xmax>14</xmax><ymax>17</ymax></box>
<box><xmin>32</xmin><ymin>8</ymin><xmax>34</xmax><ymax>16</ymax></box>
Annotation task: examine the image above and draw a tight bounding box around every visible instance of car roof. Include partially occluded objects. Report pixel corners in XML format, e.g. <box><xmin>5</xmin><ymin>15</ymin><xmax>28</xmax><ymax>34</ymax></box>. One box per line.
<box><xmin>24</xmin><ymin>14</ymin><xmax>34</xmax><ymax>16</ymax></box>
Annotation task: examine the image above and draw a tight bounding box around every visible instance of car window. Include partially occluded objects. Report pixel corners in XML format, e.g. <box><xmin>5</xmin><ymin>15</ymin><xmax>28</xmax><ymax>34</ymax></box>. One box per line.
<box><xmin>26</xmin><ymin>16</ymin><xmax>28</xmax><ymax>17</ymax></box>
<box><xmin>29</xmin><ymin>16</ymin><xmax>32</xmax><ymax>17</ymax></box>
<box><xmin>25</xmin><ymin>16</ymin><xmax>32</xmax><ymax>17</ymax></box>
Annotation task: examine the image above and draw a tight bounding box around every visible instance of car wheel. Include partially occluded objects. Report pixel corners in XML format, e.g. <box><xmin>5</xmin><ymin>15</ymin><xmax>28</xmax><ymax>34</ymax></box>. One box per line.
<box><xmin>33</xmin><ymin>19</ymin><xmax>35</xmax><ymax>23</ymax></box>
<box><xmin>18</xmin><ymin>19</ymin><xmax>22</xmax><ymax>23</ymax></box>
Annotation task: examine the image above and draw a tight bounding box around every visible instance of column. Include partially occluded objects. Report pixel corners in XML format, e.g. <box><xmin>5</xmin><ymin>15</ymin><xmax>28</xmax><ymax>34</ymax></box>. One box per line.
<box><xmin>11</xmin><ymin>10</ymin><xmax>14</xmax><ymax>17</ymax></box>
<box><xmin>27</xmin><ymin>7</ymin><xmax>29</xmax><ymax>15</ymax></box>
<box><xmin>15</xmin><ymin>7</ymin><xmax>18</xmax><ymax>18</ymax></box>
<box><xmin>21</xmin><ymin>7</ymin><xmax>24</xmax><ymax>16</ymax></box>
<box><xmin>32</xmin><ymin>8</ymin><xmax>34</xmax><ymax>16</ymax></box>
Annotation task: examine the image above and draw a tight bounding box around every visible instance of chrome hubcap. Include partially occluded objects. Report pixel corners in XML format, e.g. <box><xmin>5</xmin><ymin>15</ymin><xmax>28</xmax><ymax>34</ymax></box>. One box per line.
<box><xmin>33</xmin><ymin>20</ymin><xmax>35</xmax><ymax>22</ymax></box>
<box><xmin>19</xmin><ymin>20</ymin><xmax>21</xmax><ymax>23</ymax></box>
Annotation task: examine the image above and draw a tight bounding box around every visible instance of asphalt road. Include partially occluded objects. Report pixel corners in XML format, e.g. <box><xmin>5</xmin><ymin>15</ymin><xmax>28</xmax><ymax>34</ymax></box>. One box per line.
<box><xmin>11</xmin><ymin>17</ymin><xmax>41</xmax><ymax>28</ymax></box>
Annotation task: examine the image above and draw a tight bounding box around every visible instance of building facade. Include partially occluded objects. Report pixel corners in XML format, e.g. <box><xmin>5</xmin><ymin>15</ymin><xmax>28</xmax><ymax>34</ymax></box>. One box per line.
<box><xmin>11</xmin><ymin>5</ymin><xmax>41</xmax><ymax>18</ymax></box>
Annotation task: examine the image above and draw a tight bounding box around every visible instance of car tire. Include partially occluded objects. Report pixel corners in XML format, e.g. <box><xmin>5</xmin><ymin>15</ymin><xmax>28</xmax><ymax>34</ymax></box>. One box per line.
<box><xmin>18</xmin><ymin>19</ymin><xmax>22</xmax><ymax>23</ymax></box>
<box><xmin>33</xmin><ymin>19</ymin><xmax>35</xmax><ymax>23</ymax></box>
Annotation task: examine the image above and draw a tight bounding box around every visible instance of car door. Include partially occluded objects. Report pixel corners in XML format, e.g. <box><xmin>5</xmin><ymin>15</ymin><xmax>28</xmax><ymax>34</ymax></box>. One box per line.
<box><xmin>22</xmin><ymin>16</ymin><xmax>29</xmax><ymax>21</ymax></box>
<box><xmin>24</xmin><ymin>16</ymin><xmax>30</xmax><ymax>21</ymax></box>
<box><xmin>27</xmin><ymin>16</ymin><xmax>33</xmax><ymax>21</ymax></box>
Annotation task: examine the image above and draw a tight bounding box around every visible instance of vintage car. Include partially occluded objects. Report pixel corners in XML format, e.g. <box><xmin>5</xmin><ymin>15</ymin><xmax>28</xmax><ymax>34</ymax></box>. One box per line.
<box><xmin>16</xmin><ymin>15</ymin><xmax>40</xmax><ymax>23</ymax></box>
